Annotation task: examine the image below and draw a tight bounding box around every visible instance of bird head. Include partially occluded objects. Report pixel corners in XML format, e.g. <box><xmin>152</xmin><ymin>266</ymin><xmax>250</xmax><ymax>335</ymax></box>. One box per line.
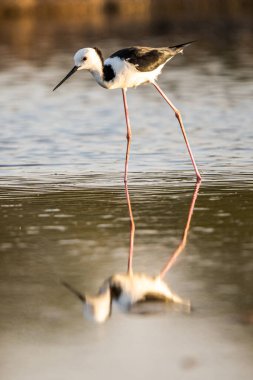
<box><xmin>53</xmin><ymin>48</ymin><xmax>99</xmax><ymax>91</ymax></box>
<box><xmin>83</xmin><ymin>286</ymin><xmax>112</xmax><ymax>323</ymax></box>
<box><xmin>62</xmin><ymin>281</ymin><xmax>112</xmax><ymax>323</ymax></box>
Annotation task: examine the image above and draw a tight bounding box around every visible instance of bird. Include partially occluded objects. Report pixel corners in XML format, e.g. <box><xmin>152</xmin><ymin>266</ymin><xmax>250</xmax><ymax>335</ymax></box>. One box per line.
<box><xmin>62</xmin><ymin>180</ymin><xmax>201</xmax><ymax>323</ymax></box>
<box><xmin>53</xmin><ymin>42</ymin><xmax>202</xmax><ymax>182</ymax></box>
<box><xmin>62</xmin><ymin>274</ymin><xmax>190</xmax><ymax>323</ymax></box>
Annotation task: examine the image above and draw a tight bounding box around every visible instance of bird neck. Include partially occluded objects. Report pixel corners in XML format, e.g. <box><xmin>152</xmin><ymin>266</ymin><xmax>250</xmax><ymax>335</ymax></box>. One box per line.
<box><xmin>88</xmin><ymin>48</ymin><xmax>107</xmax><ymax>89</ymax></box>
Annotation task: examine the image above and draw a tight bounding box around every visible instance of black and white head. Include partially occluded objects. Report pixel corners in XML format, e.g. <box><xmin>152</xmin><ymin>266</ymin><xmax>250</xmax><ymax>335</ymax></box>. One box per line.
<box><xmin>83</xmin><ymin>287</ymin><xmax>112</xmax><ymax>323</ymax></box>
<box><xmin>74</xmin><ymin>48</ymin><xmax>100</xmax><ymax>70</ymax></box>
<box><xmin>53</xmin><ymin>48</ymin><xmax>102</xmax><ymax>91</ymax></box>
<box><xmin>62</xmin><ymin>281</ymin><xmax>111</xmax><ymax>323</ymax></box>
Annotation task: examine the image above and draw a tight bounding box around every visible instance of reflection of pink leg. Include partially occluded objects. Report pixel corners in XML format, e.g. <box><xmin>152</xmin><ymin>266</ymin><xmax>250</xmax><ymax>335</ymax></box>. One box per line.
<box><xmin>125</xmin><ymin>181</ymin><xmax>135</xmax><ymax>275</ymax></box>
<box><xmin>152</xmin><ymin>82</ymin><xmax>201</xmax><ymax>182</ymax></box>
<box><xmin>159</xmin><ymin>180</ymin><xmax>201</xmax><ymax>279</ymax></box>
<box><xmin>122</xmin><ymin>88</ymin><xmax>132</xmax><ymax>184</ymax></box>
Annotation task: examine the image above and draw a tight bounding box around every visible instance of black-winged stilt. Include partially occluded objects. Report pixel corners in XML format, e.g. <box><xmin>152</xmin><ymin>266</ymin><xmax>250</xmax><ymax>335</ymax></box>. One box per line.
<box><xmin>62</xmin><ymin>180</ymin><xmax>201</xmax><ymax>323</ymax></box>
<box><xmin>53</xmin><ymin>42</ymin><xmax>202</xmax><ymax>182</ymax></box>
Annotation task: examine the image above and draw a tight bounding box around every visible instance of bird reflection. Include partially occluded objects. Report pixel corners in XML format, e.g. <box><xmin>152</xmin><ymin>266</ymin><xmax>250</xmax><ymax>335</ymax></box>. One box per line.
<box><xmin>63</xmin><ymin>181</ymin><xmax>201</xmax><ymax>323</ymax></box>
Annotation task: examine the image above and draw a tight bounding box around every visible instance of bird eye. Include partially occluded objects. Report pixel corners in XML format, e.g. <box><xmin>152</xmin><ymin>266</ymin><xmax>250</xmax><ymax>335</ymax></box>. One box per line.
<box><xmin>82</xmin><ymin>57</ymin><xmax>87</xmax><ymax>61</ymax></box>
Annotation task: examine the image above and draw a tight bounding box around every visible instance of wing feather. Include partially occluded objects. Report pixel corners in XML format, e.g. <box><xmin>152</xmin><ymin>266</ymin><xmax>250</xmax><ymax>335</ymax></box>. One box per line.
<box><xmin>110</xmin><ymin>46</ymin><xmax>176</xmax><ymax>72</ymax></box>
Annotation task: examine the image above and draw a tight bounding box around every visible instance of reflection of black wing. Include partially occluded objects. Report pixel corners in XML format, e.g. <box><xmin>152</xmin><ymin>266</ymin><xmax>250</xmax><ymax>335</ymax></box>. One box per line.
<box><xmin>130</xmin><ymin>302</ymin><xmax>170</xmax><ymax>315</ymax></box>
<box><xmin>141</xmin><ymin>292</ymin><xmax>172</xmax><ymax>302</ymax></box>
<box><xmin>130</xmin><ymin>296</ymin><xmax>190</xmax><ymax>315</ymax></box>
<box><xmin>110</xmin><ymin>47</ymin><xmax>174</xmax><ymax>72</ymax></box>
<box><xmin>129</xmin><ymin>292</ymin><xmax>172</xmax><ymax>315</ymax></box>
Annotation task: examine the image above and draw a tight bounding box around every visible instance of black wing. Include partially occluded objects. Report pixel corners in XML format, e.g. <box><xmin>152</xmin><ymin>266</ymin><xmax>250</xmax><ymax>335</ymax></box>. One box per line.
<box><xmin>110</xmin><ymin>42</ymin><xmax>193</xmax><ymax>72</ymax></box>
<box><xmin>110</xmin><ymin>47</ymin><xmax>171</xmax><ymax>72</ymax></box>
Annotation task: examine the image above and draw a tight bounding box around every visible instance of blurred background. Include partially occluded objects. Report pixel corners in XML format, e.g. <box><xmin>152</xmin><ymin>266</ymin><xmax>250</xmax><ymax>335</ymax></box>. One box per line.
<box><xmin>0</xmin><ymin>0</ymin><xmax>253</xmax><ymax>62</ymax></box>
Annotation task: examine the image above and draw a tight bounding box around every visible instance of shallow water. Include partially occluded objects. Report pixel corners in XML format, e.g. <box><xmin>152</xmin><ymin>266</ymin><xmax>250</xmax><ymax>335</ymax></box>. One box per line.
<box><xmin>0</xmin><ymin>173</ymin><xmax>253</xmax><ymax>379</ymax></box>
<box><xmin>0</xmin><ymin>36</ymin><xmax>253</xmax><ymax>379</ymax></box>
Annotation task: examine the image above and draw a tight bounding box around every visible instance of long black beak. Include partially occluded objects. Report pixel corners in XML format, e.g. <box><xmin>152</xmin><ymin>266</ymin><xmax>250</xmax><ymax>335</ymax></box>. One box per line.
<box><xmin>62</xmin><ymin>281</ymin><xmax>86</xmax><ymax>303</ymax></box>
<box><xmin>53</xmin><ymin>66</ymin><xmax>78</xmax><ymax>91</ymax></box>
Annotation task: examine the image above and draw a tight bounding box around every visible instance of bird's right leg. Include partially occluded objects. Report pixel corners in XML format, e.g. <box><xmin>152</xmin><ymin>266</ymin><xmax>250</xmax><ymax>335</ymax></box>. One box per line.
<box><xmin>152</xmin><ymin>82</ymin><xmax>202</xmax><ymax>182</ymax></box>
<box><xmin>122</xmin><ymin>88</ymin><xmax>132</xmax><ymax>184</ymax></box>
<box><xmin>159</xmin><ymin>180</ymin><xmax>201</xmax><ymax>279</ymax></box>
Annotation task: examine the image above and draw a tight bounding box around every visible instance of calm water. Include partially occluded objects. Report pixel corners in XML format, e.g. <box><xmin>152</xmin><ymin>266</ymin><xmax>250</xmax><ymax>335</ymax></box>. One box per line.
<box><xmin>0</xmin><ymin>35</ymin><xmax>253</xmax><ymax>379</ymax></box>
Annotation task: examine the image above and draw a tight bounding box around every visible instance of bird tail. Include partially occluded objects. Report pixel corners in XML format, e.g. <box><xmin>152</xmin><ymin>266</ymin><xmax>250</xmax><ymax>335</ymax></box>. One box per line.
<box><xmin>61</xmin><ymin>281</ymin><xmax>86</xmax><ymax>302</ymax></box>
<box><xmin>169</xmin><ymin>40</ymin><xmax>196</xmax><ymax>54</ymax></box>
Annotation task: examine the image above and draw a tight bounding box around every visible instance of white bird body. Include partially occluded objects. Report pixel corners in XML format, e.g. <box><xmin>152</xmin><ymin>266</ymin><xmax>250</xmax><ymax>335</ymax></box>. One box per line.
<box><xmin>101</xmin><ymin>57</ymin><xmax>167</xmax><ymax>89</ymax></box>
<box><xmin>110</xmin><ymin>273</ymin><xmax>187</xmax><ymax>310</ymax></box>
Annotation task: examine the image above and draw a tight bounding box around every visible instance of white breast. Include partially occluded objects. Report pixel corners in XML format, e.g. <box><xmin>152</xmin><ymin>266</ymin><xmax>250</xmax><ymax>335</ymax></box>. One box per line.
<box><xmin>112</xmin><ymin>273</ymin><xmax>179</xmax><ymax>310</ymax></box>
<box><xmin>104</xmin><ymin>57</ymin><xmax>165</xmax><ymax>89</ymax></box>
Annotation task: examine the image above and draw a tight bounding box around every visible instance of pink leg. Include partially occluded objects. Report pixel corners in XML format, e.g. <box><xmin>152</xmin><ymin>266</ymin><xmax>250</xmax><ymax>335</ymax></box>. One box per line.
<box><xmin>153</xmin><ymin>82</ymin><xmax>202</xmax><ymax>182</ymax></box>
<box><xmin>159</xmin><ymin>180</ymin><xmax>201</xmax><ymax>279</ymax></box>
<box><xmin>122</xmin><ymin>88</ymin><xmax>132</xmax><ymax>183</ymax></box>
<box><xmin>125</xmin><ymin>181</ymin><xmax>135</xmax><ymax>275</ymax></box>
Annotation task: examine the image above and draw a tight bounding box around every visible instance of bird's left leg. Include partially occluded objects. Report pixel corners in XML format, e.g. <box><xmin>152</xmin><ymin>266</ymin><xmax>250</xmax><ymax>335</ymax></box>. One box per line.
<box><xmin>152</xmin><ymin>82</ymin><xmax>201</xmax><ymax>182</ymax></box>
<box><xmin>122</xmin><ymin>88</ymin><xmax>132</xmax><ymax>183</ymax></box>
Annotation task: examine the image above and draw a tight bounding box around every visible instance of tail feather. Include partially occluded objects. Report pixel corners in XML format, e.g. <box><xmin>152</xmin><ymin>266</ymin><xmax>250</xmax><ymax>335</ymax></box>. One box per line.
<box><xmin>62</xmin><ymin>281</ymin><xmax>86</xmax><ymax>303</ymax></box>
